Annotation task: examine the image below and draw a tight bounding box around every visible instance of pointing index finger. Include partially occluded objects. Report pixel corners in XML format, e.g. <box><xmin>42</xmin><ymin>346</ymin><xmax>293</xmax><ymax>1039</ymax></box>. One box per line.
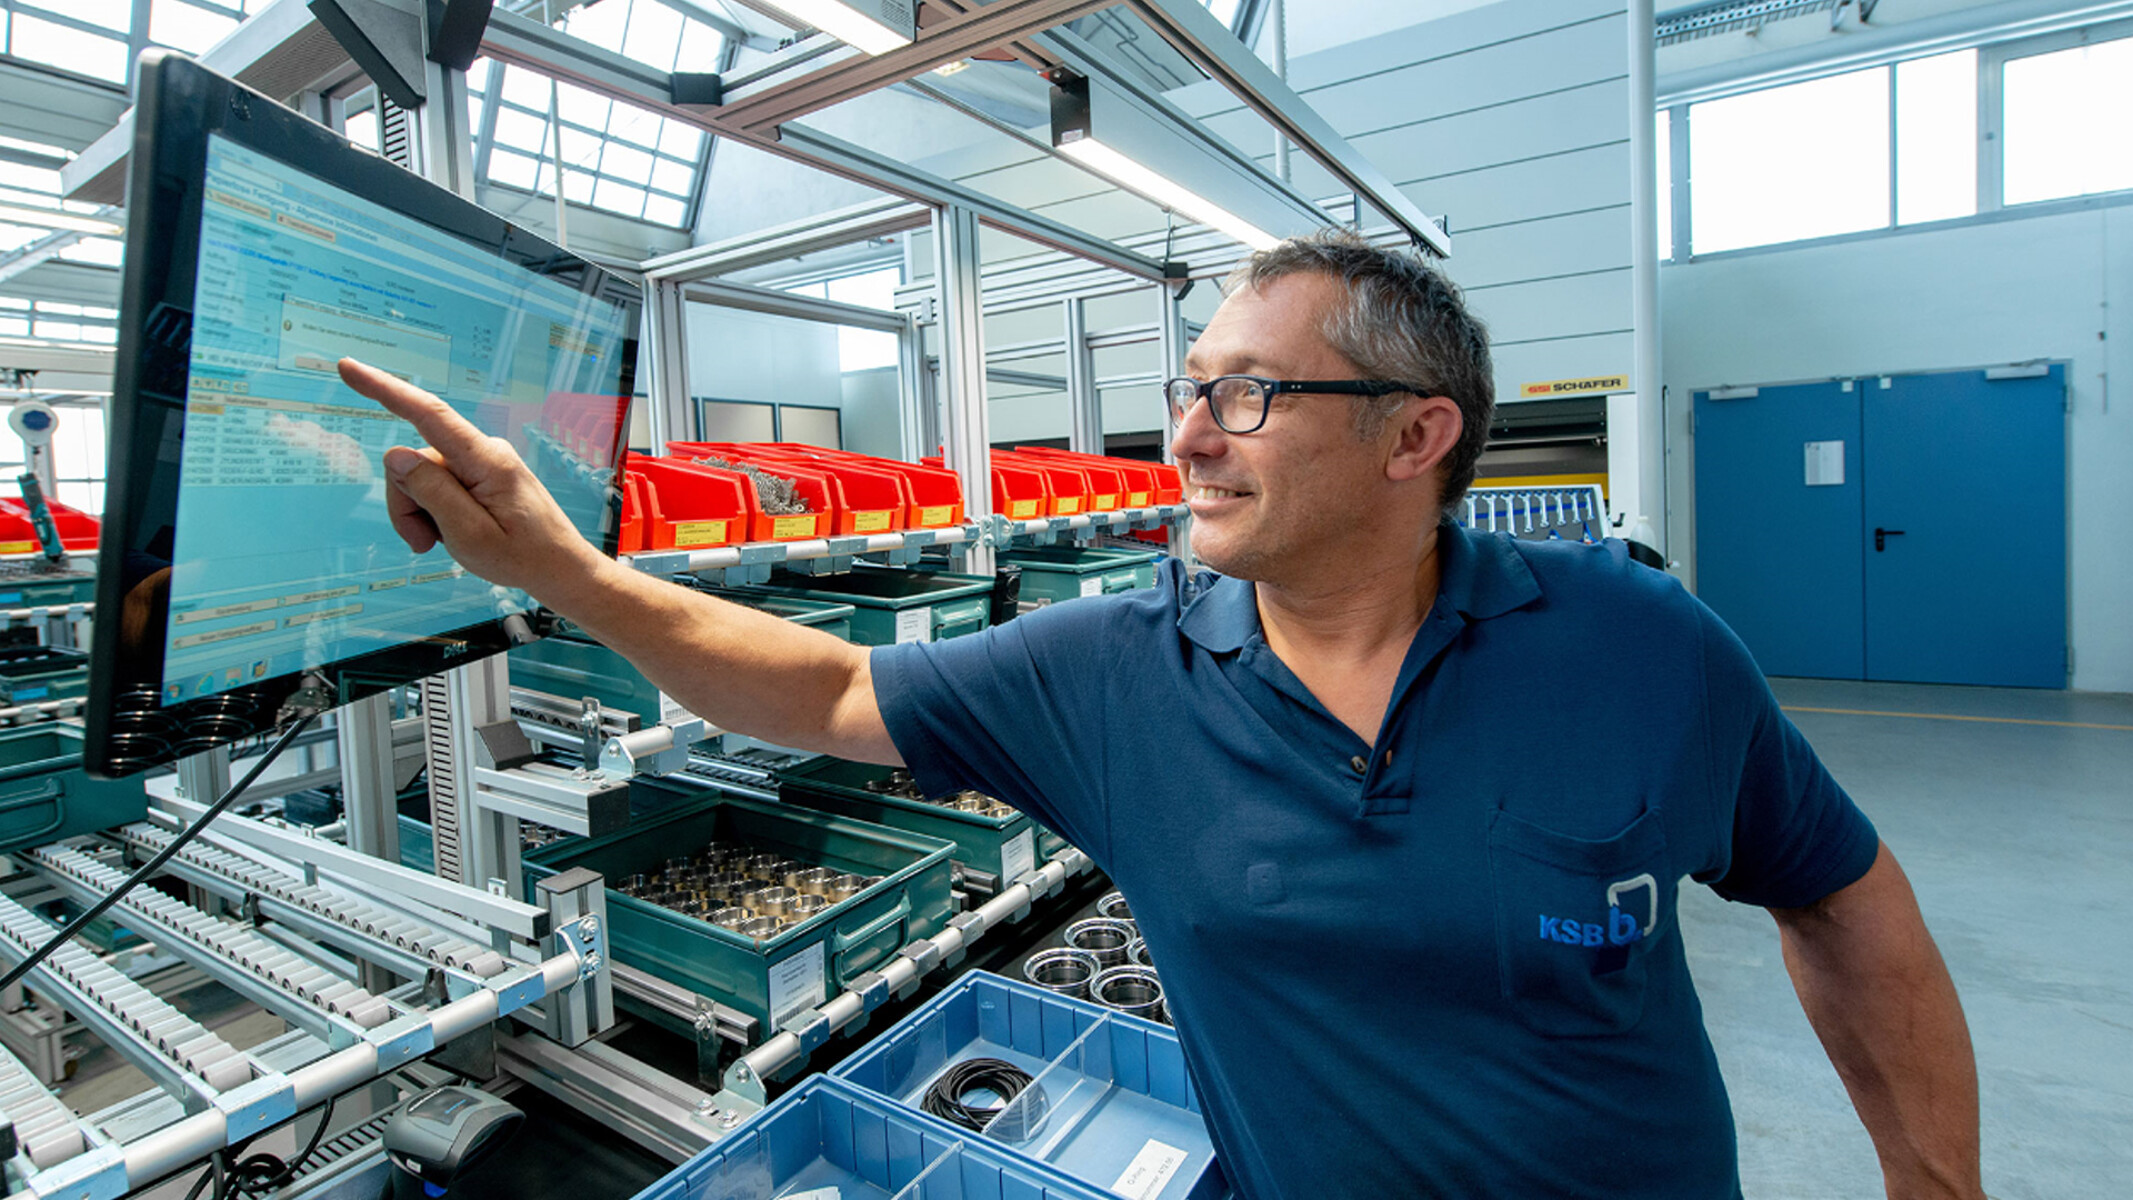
<box><xmin>337</xmin><ymin>357</ymin><xmax>490</xmax><ymax>461</ymax></box>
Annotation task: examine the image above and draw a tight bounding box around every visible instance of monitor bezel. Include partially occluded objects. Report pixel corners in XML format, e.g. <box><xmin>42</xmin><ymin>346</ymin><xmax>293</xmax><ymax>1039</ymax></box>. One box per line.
<box><xmin>86</xmin><ymin>49</ymin><xmax>639</xmax><ymax>780</ymax></box>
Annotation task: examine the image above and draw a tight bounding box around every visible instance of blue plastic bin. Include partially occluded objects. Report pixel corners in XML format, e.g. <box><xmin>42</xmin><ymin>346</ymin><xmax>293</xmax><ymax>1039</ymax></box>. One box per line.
<box><xmin>631</xmin><ymin>1075</ymin><xmax>1121</xmax><ymax>1200</ymax></box>
<box><xmin>833</xmin><ymin>972</ymin><xmax>1224</xmax><ymax>1200</ymax></box>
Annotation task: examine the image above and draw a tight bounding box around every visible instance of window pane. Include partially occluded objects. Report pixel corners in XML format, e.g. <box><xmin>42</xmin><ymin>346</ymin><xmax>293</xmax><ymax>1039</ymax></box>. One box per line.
<box><xmin>560</xmin><ymin>0</ymin><xmax>629</xmax><ymax>53</ymax></box>
<box><xmin>150</xmin><ymin>0</ymin><xmax>239</xmax><ymax>53</ymax></box>
<box><xmin>1690</xmin><ymin>67</ymin><xmax>1889</xmax><ymax>253</ymax></box>
<box><xmin>10</xmin><ymin>14</ymin><xmax>128</xmax><ymax>82</ymax></box>
<box><xmin>344</xmin><ymin>109</ymin><xmax>379</xmax><ymax>152</ymax></box>
<box><xmin>652</xmin><ymin>157</ymin><xmax>694</xmax><ymax>196</ymax></box>
<box><xmin>2003</xmin><ymin>37</ymin><xmax>2133</xmax><ymax>205</ymax></box>
<box><xmin>825</xmin><ymin>267</ymin><xmax>900</xmax><ymax>311</ymax></box>
<box><xmin>677</xmin><ymin>17</ymin><xmax>723</xmax><ymax>70</ymax></box>
<box><xmin>0</xmin><ymin>318</ymin><xmax>27</xmax><ymax>337</ymax></box>
<box><xmin>32</xmin><ymin>0</ymin><xmax>130</xmax><ymax>32</ymax></box>
<box><xmin>643</xmin><ymin>194</ymin><xmax>686</xmax><ymax>227</ymax></box>
<box><xmin>494</xmin><ymin>107</ymin><xmax>550</xmax><ymax>153</ymax></box>
<box><xmin>0</xmin><ymin>225</ymin><xmax>39</xmax><ymax>254</ymax></box>
<box><xmin>58</xmin><ymin>237</ymin><xmax>123</xmax><ymax>266</ymax></box>
<box><xmin>608</xmin><ymin>105</ymin><xmax>661</xmax><ymax>148</ymax></box>
<box><xmin>622</xmin><ymin>0</ymin><xmax>683</xmax><ymax>70</ymax></box>
<box><xmin>1895</xmin><ymin>49</ymin><xmax>1976</xmax><ymax>224</ymax></box>
<box><xmin>592</xmin><ymin>178</ymin><xmax>645</xmax><ymax>216</ymax></box>
<box><xmin>556</xmin><ymin>83</ymin><xmax>610</xmax><ymax>131</ymax></box>
<box><xmin>488</xmin><ymin>149</ymin><xmax>539</xmax><ymax>190</ymax></box>
<box><xmin>562</xmin><ymin>171</ymin><xmax>594</xmax><ymax>204</ymax></box>
<box><xmin>558</xmin><ymin>126</ymin><xmax>603</xmax><ymax>167</ymax></box>
<box><xmin>601</xmin><ymin>143</ymin><xmax>654</xmax><ymax>186</ymax></box>
<box><xmin>659</xmin><ymin>120</ymin><xmax>702</xmax><ymax>159</ymax></box>
<box><xmin>838</xmin><ymin>327</ymin><xmax>897</xmax><ymax>373</ymax></box>
<box><xmin>1654</xmin><ymin>111</ymin><xmax>1671</xmax><ymax>260</ymax></box>
<box><xmin>500</xmin><ymin>65</ymin><xmax>552</xmax><ymax>112</ymax></box>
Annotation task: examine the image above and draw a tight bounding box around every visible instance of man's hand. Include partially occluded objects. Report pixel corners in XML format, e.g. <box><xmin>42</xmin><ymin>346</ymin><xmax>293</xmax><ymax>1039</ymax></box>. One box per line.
<box><xmin>1773</xmin><ymin>844</ymin><xmax>1985</xmax><ymax>1200</ymax></box>
<box><xmin>338</xmin><ymin>358</ymin><xmax>608</xmax><ymax>600</ymax></box>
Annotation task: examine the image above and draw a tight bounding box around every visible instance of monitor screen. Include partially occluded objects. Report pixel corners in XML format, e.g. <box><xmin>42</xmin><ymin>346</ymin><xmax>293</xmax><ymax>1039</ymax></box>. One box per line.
<box><xmin>88</xmin><ymin>52</ymin><xmax>637</xmax><ymax>778</ymax></box>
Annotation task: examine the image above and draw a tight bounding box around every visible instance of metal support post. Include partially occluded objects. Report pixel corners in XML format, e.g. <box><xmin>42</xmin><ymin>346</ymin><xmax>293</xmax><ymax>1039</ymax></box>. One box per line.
<box><xmin>934</xmin><ymin>205</ymin><xmax>995</xmax><ymax>575</ymax></box>
<box><xmin>415</xmin><ymin>60</ymin><xmax>478</xmax><ymax>200</ymax></box>
<box><xmin>1064</xmin><ymin>298</ymin><xmax>1100</xmax><ymax>454</ymax></box>
<box><xmin>897</xmin><ymin>312</ymin><xmax>930</xmax><ymax>463</ymax></box>
<box><xmin>336</xmin><ymin>692</ymin><xmax>401</xmax><ymax>993</ymax></box>
<box><xmin>421</xmin><ymin>657</ymin><xmax>522</xmax><ymax>897</ymax></box>
<box><xmin>1626</xmin><ymin>0</ymin><xmax>1665</xmax><ymax>553</ymax></box>
<box><xmin>172</xmin><ymin>747</ymin><xmax>231</xmax><ymax>807</ymax></box>
<box><xmin>1155</xmin><ymin>283</ymin><xmax>1194</xmax><ymax>567</ymax></box>
<box><xmin>534</xmin><ymin>867</ymin><xmax>611</xmax><ymax>1047</ymax></box>
<box><xmin>643</xmin><ymin>277</ymin><xmax>691</xmax><ymax>450</ymax></box>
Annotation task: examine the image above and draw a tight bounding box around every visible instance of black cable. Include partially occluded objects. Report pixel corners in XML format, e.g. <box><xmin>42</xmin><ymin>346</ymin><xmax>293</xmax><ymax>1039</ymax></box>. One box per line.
<box><xmin>0</xmin><ymin>714</ymin><xmax>319</xmax><ymax>994</ymax></box>
<box><xmin>921</xmin><ymin>1057</ymin><xmax>1048</xmax><ymax>1142</ymax></box>
<box><xmin>227</xmin><ymin>1093</ymin><xmax>338</xmax><ymax>1197</ymax></box>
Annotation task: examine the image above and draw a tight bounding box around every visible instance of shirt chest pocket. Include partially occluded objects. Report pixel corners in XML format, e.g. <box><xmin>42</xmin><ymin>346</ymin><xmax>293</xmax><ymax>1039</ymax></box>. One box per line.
<box><xmin>1488</xmin><ymin>805</ymin><xmax>1672</xmax><ymax>1038</ymax></box>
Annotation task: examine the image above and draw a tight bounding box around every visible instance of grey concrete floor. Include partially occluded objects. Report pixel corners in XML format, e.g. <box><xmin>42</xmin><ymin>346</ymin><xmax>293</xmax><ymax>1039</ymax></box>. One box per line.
<box><xmin>1683</xmin><ymin>679</ymin><xmax>2133</xmax><ymax>1200</ymax></box>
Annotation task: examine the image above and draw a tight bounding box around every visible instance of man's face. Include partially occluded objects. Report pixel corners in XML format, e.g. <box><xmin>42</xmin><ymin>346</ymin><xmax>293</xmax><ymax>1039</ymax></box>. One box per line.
<box><xmin>1170</xmin><ymin>273</ymin><xmax>1412</xmax><ymax>584</ymax></box>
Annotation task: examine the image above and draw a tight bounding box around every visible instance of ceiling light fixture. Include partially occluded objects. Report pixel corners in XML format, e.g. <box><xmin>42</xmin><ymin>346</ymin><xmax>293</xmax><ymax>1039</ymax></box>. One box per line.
<box><xmin>0</xmin><ymin>204</ymin><xmax>121</xmax><ymax>237</ymax></box>
<box><xmin>1049</xmin><ymin>74</ymin><xmax>1291</xmax><ymax>252</ymax></box>
<box><xmin>762</xmin><ymin>0</ymin><xmax>915</xmax><ymax>55</ymax></box>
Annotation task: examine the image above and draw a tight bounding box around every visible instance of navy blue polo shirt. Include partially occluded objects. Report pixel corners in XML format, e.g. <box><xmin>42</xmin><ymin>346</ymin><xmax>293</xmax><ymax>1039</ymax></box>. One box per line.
<box><xmin>871</xmin><ymin>523</ymin><xmax>1878</xmax><ymax>1200</ymax></box>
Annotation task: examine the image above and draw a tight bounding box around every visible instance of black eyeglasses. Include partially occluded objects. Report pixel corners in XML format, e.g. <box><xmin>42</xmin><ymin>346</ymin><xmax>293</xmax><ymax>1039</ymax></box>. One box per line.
<box><xmin>1164</xmin><ymin>375</ymin><xmax>1423</xmax><ymax>435</ymax></box>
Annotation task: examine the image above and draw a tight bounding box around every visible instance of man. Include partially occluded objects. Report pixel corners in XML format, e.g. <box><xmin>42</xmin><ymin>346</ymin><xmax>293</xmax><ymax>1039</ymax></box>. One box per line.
<box><xmin>340</xmin><ymin>229</ymin><xmax>1982</xmax><ymax>1199</ymax></box>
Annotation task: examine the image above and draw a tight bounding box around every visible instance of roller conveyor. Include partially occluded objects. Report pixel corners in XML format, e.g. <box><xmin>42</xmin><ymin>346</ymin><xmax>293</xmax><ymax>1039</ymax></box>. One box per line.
<box><xmin>108</xmin><ymin>823</ymin><xmax>510</xmax><ymax>984</ymax></box>
<box><xmin>0</xmin><ymin>1038</ymin><xmax>102</xmax><ymax>1171</ymax></box>
<box><xmin>0</xmin><ymin>889</ymin><xmax>253</xmax><ymax>1099</ymax></box>
<box><xmin>20</xmin><ymin>845</ymin><xmax>393</xmax><ymax>1040</ymax></box>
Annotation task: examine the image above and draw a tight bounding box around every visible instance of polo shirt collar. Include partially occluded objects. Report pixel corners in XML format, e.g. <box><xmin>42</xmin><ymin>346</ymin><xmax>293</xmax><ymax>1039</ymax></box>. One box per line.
<box><xmin>1176</xmin><ymin>520</ymin><xmax>1542</xmax><ymax>654</ymax></box>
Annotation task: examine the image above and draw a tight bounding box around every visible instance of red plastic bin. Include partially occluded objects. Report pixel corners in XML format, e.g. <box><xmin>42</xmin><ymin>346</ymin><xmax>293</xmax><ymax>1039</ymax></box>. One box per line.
<box><xmin>1014</xmin><ymin>448</ymin><xmax>1165</xmax><ymax>510</ymax></box>
<box><xmin>923</xmin><ymin>455</ymin><xmax>1053</xmax><ymax>521</ymax></box>
<box><xmin>990</xmin><ymin>451</ymin><xmax>1094</xmax><ymax>516</ymax></box>
<box><xmin>625</xmin><ymin>458</ymin><xmax>756</xmax><ymax>550</ymax></box>
<box><xmin>1010</xmin><ymin>448</ymin><xmax>1131</xmax><ymax>511</ymax></box>
<box><xmin>0</xmin><ymin>498</ymin><xmax>98</xmax><ymax>553</ymax></box>
<box><xmin>759</xmin><ymin>446</ymin><xmax>967</xmax><ymax>529</ymax></box>
<box><xmin>665</xmin><ymin>443</ymin><xmax>898</xmax><ymax>536</ymax></box>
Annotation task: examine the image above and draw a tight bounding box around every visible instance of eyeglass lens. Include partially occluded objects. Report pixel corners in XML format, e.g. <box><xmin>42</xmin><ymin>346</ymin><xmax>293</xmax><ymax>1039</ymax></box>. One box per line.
<box><xmin>1168</xmin><ymin>377</ymin><xmax>1268</xmax><ymax>432</ymax></box>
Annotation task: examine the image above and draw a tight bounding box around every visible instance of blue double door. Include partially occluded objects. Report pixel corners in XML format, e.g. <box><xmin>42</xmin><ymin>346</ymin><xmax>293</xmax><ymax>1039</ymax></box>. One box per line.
<box><xmin>1693</xmin><ymin>366</ymin><xmax>2066</xmax><ymax>688</ymax></box>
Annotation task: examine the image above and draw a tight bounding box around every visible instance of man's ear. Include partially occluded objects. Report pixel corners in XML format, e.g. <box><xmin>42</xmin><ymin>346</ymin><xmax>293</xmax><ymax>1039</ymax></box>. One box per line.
<box><xmin>1386</xmin><ymin>395</ymin><xmax>1463</xmax><ymax>484</ymax></box>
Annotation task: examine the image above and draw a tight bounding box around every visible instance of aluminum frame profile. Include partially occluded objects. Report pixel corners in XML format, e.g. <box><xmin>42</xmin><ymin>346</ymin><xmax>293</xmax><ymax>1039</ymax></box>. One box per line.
<box><xmin>1108</xmin><ymin>0</ymin><xmax>1450</xmax><ymax>256</ymax></box>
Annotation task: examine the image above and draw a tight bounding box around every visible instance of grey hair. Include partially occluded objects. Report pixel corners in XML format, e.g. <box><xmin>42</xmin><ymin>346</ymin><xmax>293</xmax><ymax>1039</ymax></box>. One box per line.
<box><xmin>1224</xmin><ymin>228</ymin><xmax>1495</xmax><ymax>513</ymax></box>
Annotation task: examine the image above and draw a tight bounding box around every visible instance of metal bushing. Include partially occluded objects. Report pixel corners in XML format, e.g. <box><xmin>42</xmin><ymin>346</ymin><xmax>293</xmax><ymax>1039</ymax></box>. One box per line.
<box><xmin>826</xmin><ymin>873</ymin><xmax>869</xmax><ymax>900</ymax></box>
<box><xmin>1091</xmin><ymin>965</ymin><xmax>1166</xmax><ymax>1023</ymax></box>
<box><xmin>1127</xmin><ymin>937</ymin><xmax>1154</xmax><ymax>968</ymax></box>
<box><xmin>792</xmin><ymin>866</ymin><xmax>837</xmax><ymax>895</ymax></box>
<box><xmin>1024</xmin><ymin>947</ymin><xmax>1101</xmax><ymax>999</ymax></box>
<box><xmin>755</xmin><ymin>885</ymin><xmax>799</xmax><ymax>917</ymax></box>
<box><xmin>743</xmin><ymin>853</ymin><xmax>783</xmax><ymax>879</ymax></box>
<box><xmin>737</xmin><ymin>916</ymin><xmax>779</xmax><ymax>941</ymax></box>
<box><xmin>729</xmin><ymin>879</ymin><xmax>772</xmax><ymax>907</ymax></box>
<box><xmin>1064</xmin><ymin>917</ymin><xmax>1137</xmax><ymax>967</ymax></box>
<box><xmin>789</xmin><ymin>893</ymin><xmax>829</xmax><ymax>921</ymax></box>
<box><xmin>710</xmin><ymin>906</ymin><xmax>750</xmax><ymax>930</ymax></box>
<box><xmin>1096</xmin><ymin>891</ymin><xmax>1133</xmax><ymax>922</ymax></box>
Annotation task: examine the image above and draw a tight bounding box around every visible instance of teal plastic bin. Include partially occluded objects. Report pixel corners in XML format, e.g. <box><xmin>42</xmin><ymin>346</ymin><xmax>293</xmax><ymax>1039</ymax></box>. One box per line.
<box><xmin>720</xmin><ymin>566</ymin><xmax>993</xmax><ymax>646</ymax></box>
<box><xmin>0</xmin><ymin>566</ymin><xmax>96</xmax><ymax>608</ymax></box>
<box><xmin>0</xmin><ymin>723</ymin><xmax>146</xmax><ymax>854</ymax></box>
<box><xmin>511</xmin><ymin>594</ymin><xmax>855</xmax><ymax>727</ymax></box>
<box><xmin>523</xmin><ymin>780</ymin><xmax>955</xmax><ymax>1041</ymax></box>
<box><xmin>998</xmin><ymin>546</ymin><xmax>1159</xmax><ymax>607</ymax></box>
<box><xmin>778</xmin><ymin>757</ymin><xmax>1042</xmax><ymax>892</ymax></box>
<box><xmin>0</xmin><ymin>646</ymin><xmax>89</xmax><ymax>705</ymax></box>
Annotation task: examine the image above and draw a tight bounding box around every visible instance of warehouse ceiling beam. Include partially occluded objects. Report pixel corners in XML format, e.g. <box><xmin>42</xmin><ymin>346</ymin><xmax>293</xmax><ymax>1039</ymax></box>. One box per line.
<box><xmin>1104</xmin><ymin>0</ymin><xmax>1447</xmax><ymax>255</ymax></box>
<box><xmin>643</xmin><ymin>197</ymin><xmax>930</xmax><ymax>283</ymax></box>
<box><xmin>713</xmin><ymin>0</ymin><xmax>1112</xmax><ymax>134</ymax></box>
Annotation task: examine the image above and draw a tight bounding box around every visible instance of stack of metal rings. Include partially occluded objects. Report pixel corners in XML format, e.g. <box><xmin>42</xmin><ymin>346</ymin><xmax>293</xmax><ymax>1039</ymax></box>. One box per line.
<box><xmin>1026</xmin><ymin>893</ymin><xmax>1169</xmax><ymax>1025</ymax></box>
<box><xmin>613</xmin><ymin>839</ymin><xmax>886</xmax><ymax>941</ymax></box>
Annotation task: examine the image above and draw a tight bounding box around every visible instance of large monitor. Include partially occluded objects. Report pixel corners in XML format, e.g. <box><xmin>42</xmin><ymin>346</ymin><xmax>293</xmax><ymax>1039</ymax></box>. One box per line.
<box><xmin>88</xmin><ymin>51</ymin><xmax>637</xmax><ymax>779</ymax></box>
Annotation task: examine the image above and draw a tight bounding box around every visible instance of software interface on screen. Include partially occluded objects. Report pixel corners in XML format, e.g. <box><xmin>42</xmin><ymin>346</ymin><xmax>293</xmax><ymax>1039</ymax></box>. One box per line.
<box><xmin>160</xmin><ymin>134</ymin><xmax>630</xmax><ymax>705</ymax></box>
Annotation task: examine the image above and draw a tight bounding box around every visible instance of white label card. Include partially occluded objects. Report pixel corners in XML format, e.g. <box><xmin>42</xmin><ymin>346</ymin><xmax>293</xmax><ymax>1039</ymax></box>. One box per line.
<box><xmin>1804</xmin><ymin>440</ymin><xmax>1845</xmax><ymax>487</ymax></box>
<box><xmin>1078</xmin><ymin>576</ymin><xmax>1103</xmax><ymax>598</ymax></box>
<box><xmin>767</xmin><ymin>940</ymin><xmax>827</xmax><ymax>1030</ymax></box>
<box><xmin>1000</xmin><ymin>829</ymin><xmax>1036</xmax><ymax>883</ymax></box>
<box><xmin>1109</xmin><ymin>1139</ymin><xmax>1188</xmax><ymax>1200</ymax></box>
<box><xmin>658</xmin><ymin>690</ymin><xmax>695</xmax><ymax>726</ymax></box>
<box><xmin>894</xmin><ymin>606</ymin><xmax>933</xmax><ymax>644</ymax></box>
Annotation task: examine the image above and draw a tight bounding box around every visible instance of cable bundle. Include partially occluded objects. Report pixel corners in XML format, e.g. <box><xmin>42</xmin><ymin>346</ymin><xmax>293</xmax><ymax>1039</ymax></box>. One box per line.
<box><xmin>920</xmin><ymin>1057</ymin><xmax>1049</xmax><ymax>1142</ymax></box>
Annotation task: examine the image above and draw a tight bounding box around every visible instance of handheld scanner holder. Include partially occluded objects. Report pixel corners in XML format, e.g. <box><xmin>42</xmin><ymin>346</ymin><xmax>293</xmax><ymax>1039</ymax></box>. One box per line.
<box><xmin>383</xmin><ymin>1087</ymin><xmax>524</xmax><ymax>1190</ymax></box>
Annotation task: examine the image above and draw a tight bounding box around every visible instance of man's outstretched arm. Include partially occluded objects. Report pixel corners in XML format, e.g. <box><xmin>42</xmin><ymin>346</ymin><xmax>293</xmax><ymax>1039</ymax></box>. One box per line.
<box><xmin>338</xmin><ymin>358</ymin><xmax>901</xmax><ymax>765</ymax></box>
<box><xmin>1770</xmin><ymin>843</ymin><xmax>1983</xmax><ymax>1200</ymax></box>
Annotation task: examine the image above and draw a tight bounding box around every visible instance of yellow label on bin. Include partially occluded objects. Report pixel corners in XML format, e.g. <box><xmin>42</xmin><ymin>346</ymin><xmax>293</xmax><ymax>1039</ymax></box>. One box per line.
<box><xmin>853</xmin><ymin>510</ymin><xmax>893</xmax><ymax>533</ymax></box>
<box><xmin>918</xmin><ymin>504</ymin><xmax>954</xmax><ymax>526</ymax></box>
<box><xmin>1128</xmin><ymin>491</ymin><xmax>1150</xmax><ymax>507</ymax></box>
<box><xmin>771</xmin><ymin>515</ymin><xmax>817</xmax><ymax>539</ymax></box>
<box><xmin>1009</xmin><ymin>500</ymin><xmax>1039</xmax><ymax>519</ymax></box>
<box><xmin>1056</xmin><ymin>498</ymin><xmax>1083</xmax><ymax>515</ymax></box>
<box><xmin>0</xmin><ymin>541</ymin><xmax>35</xmax><ymax>554</ymax></box>
<box><xmin>673</xmin><ymin>520</ymin><xmax>727</xmax><ymax>548</ymax></box>
<box><xmin>1094</xmin><ymin>494</ymin><xmax>1118</xmax><ymax>510</ymax></box>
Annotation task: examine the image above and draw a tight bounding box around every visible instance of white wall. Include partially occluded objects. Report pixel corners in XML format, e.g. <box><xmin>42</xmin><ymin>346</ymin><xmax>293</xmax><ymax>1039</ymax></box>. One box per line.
<box><xmin>1661</xmin><ymin>203</ymin><xmax>2133</xmax><ymax>692</ymax></box>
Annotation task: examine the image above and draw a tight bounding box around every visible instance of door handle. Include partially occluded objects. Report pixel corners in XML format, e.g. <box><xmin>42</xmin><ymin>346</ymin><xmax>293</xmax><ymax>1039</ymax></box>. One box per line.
<box><xmin>1874</xmin><ymin>527</ymin><xmax>1906</xmax><ymax>552</ymax></box>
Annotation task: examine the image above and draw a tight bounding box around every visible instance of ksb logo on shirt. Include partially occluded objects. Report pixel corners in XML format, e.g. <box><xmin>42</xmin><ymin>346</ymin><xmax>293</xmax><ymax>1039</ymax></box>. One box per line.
<box><xmin>1539</xmin><ymin>873</ymin><xmax>1659</xmax><ymax>949</ymax></box>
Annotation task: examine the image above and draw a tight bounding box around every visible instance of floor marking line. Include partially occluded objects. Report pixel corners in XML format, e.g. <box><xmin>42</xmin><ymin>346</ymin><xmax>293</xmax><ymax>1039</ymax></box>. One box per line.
<box><xmin>1780</xmin><ymin>705</ymin><xmax>2133</xmax><ymax>732</ymax></box>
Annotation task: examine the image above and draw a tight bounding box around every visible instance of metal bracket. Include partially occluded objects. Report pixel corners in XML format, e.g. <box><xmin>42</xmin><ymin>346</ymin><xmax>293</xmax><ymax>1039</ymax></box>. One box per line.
<box><xmin>25</xmin><ymin>1142</ymin><xmax>126</xmax><ymax>1200</ymax></box>
<box><xmin>782</xmin><ymin>1006</ymin><xmax>830</xmax><ymax>1056</ymax></box>
<box><xmin>897</xmin><ymin>939</ymin><xmax>942</xmax><ymax>976</ymax></box>
<box><xmin>943</xmin><ymin>912</ymin><xmax>985</xmax><ymax>967</ymax></box>
<box><xmin>557</xmin><ymin>914</ymin><xmax>605</xmax><ymax>983</ymax></box>
<box><xmin>363</xmin><ymin>1012</ymin><xmax>438</xmax><ymax>1073</ymax></box>
<box><xmin>211</xmin><ymin>1072</ymin><xmax>297</xmax><ymax>1144</ymax></box>
<box><xmin>722</xmin><ymin>1057</ymin><xmax>767</xmax><ymax>1106</ymax></box>
<box><xmin>486</xmin><ymin>964</ymin><xmax>546</xmax><ymax>1019</ymax></box>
